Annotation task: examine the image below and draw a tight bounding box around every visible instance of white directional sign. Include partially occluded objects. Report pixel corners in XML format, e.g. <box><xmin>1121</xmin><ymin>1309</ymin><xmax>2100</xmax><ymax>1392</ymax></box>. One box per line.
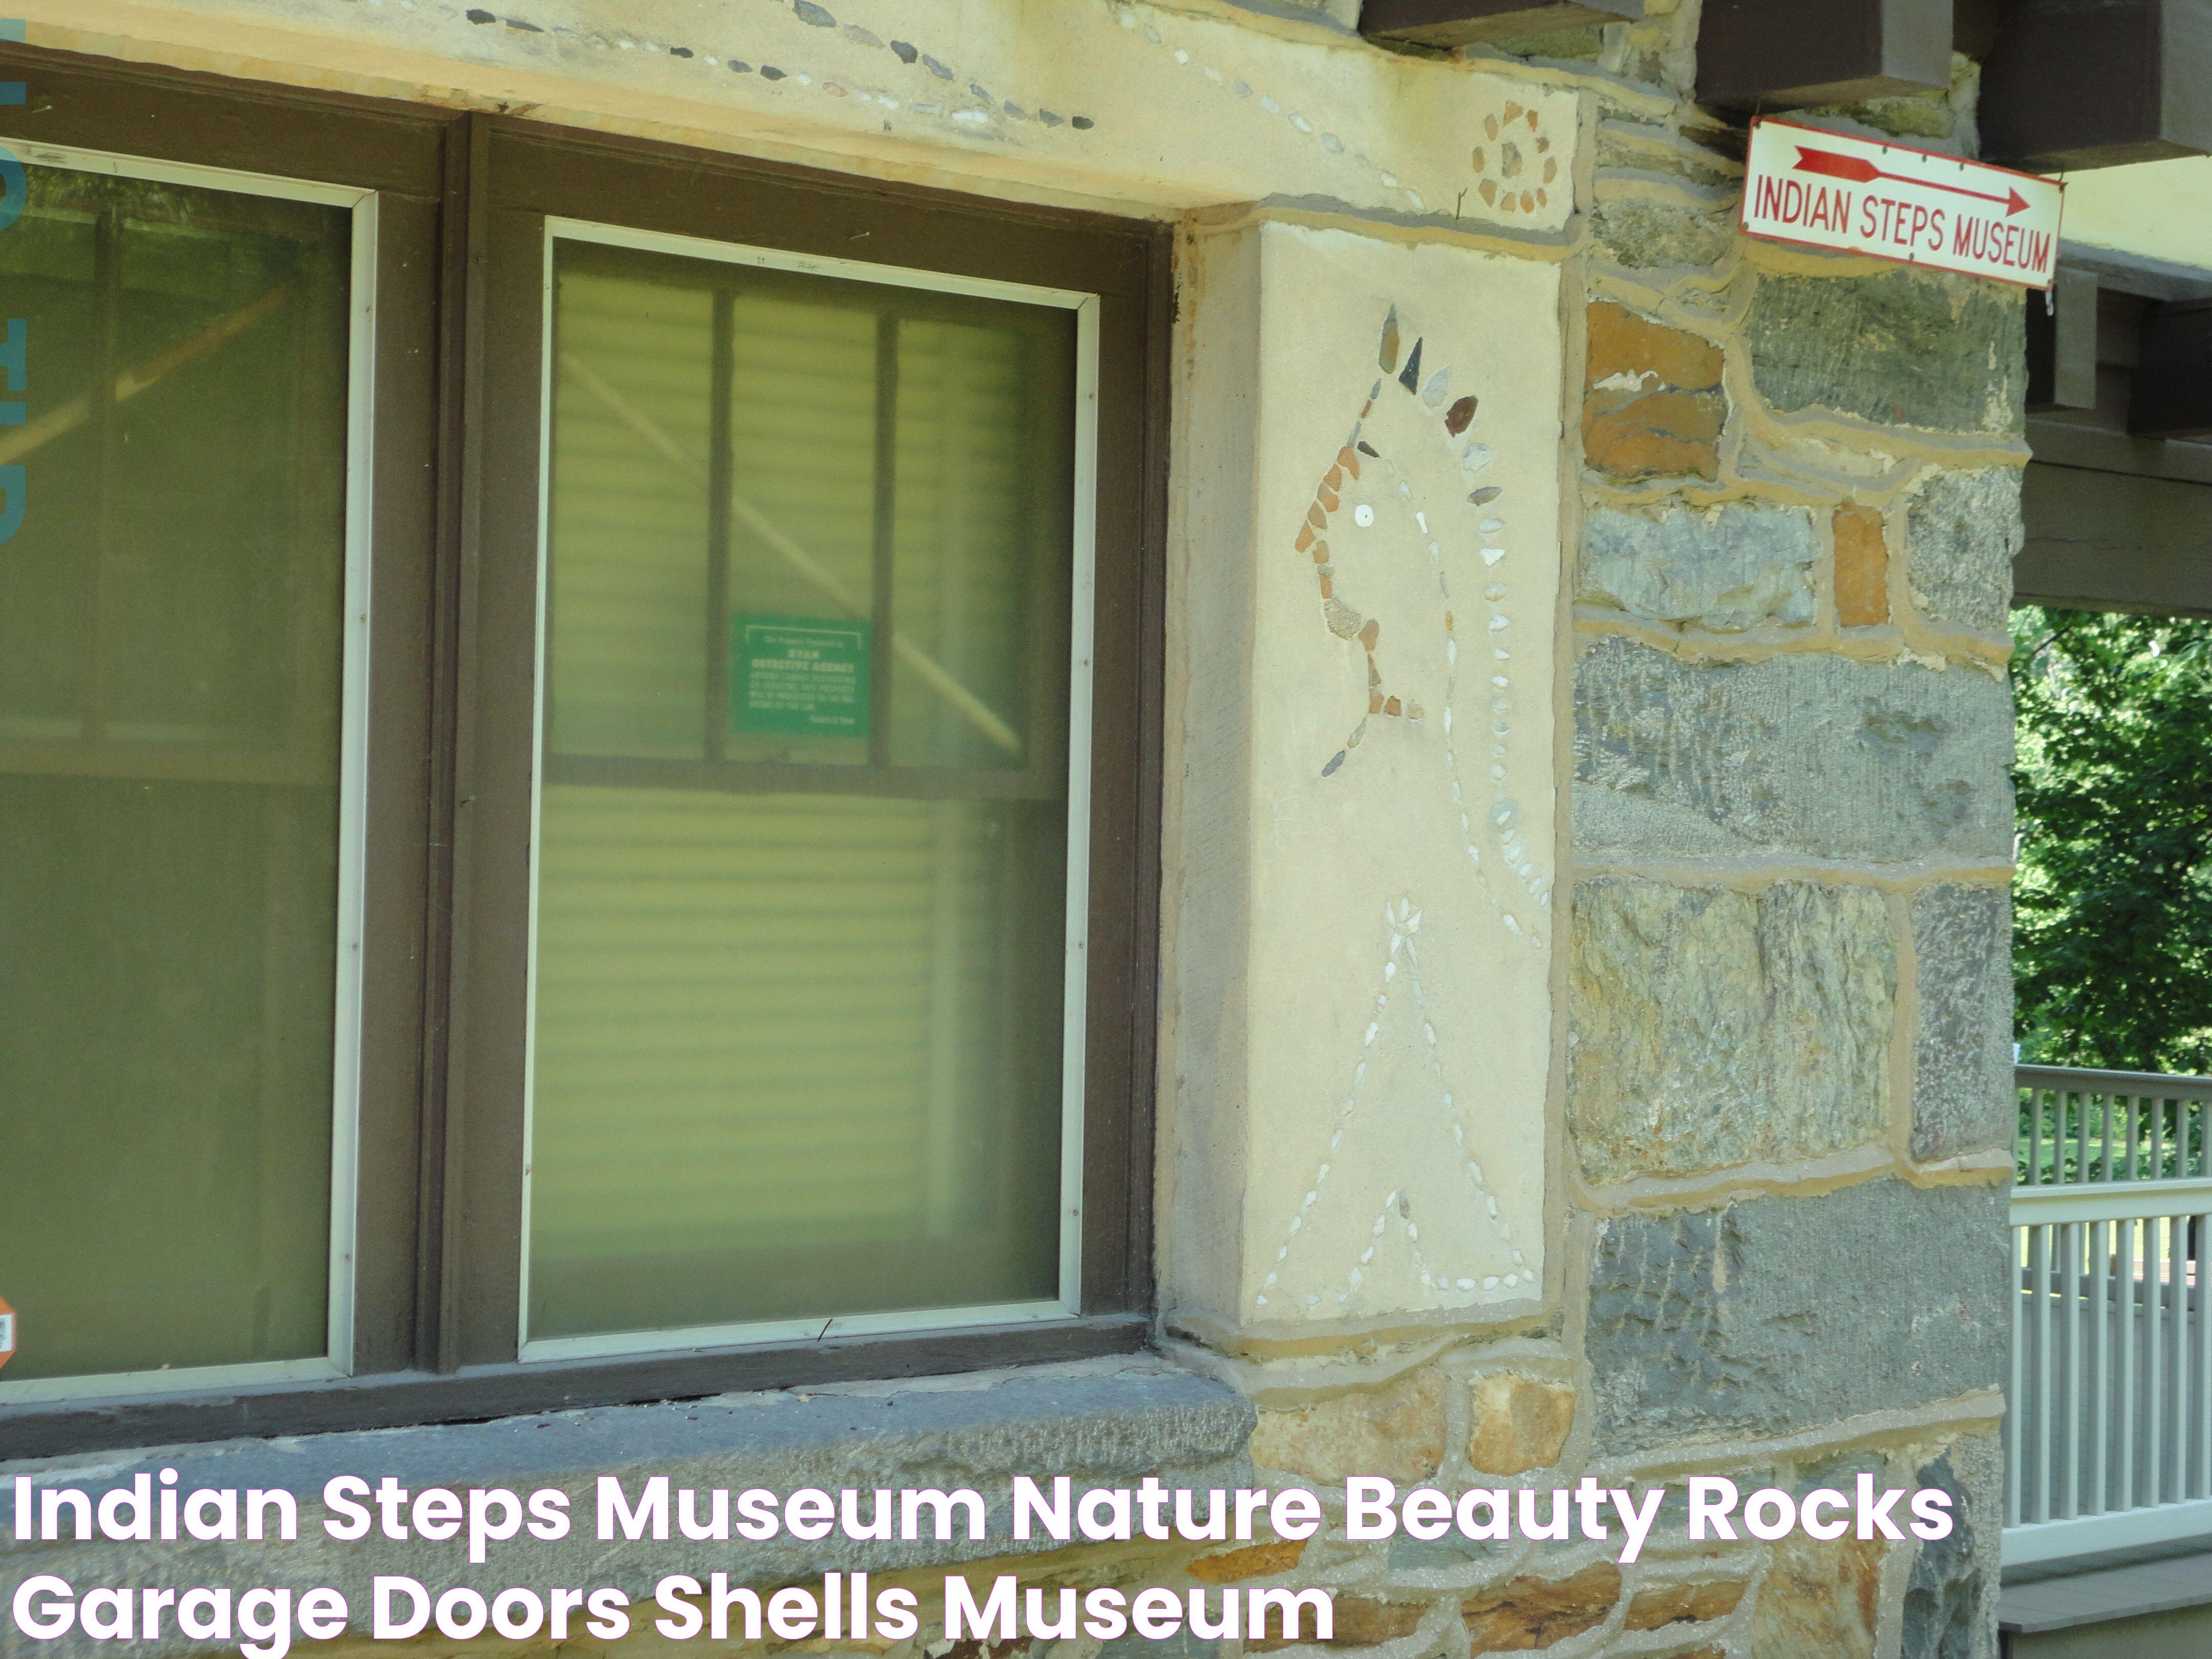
<box><xmin>1741</xmin><ymin>118</ymin><xmax>2064</xmax><ymax>289</ymax></box>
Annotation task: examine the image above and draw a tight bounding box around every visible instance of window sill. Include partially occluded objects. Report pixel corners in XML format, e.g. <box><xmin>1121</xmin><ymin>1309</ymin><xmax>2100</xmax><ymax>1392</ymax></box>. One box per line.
<box><xmin>0</xmin><ymin>1315</ymin><xmax>1167</xmax><ymax>1460</ymax></box>
<box><xmin>0</xmin><ymin>1350</ymin><xmax>1253</xmax><ymax>1603</ymax></box>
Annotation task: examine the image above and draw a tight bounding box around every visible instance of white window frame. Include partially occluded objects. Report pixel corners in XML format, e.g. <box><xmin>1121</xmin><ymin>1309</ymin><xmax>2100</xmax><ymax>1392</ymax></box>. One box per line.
<box><xmin>518</xmin><ymin>217</ymin><xmax>1100</xmax><ymax>1363</ymax></box>
<box><xmin>0</xmin><ymin>141</ymin><xmax>376</xmax><ymax>1405</ymax></box>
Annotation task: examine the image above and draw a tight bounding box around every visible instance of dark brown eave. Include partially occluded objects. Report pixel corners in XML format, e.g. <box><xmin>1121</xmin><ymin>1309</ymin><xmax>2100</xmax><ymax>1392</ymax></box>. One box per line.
<box><xmin>1359</xmin><ymin>0</ymin><xmax>1640</xmax><ymax>50</ymax></box>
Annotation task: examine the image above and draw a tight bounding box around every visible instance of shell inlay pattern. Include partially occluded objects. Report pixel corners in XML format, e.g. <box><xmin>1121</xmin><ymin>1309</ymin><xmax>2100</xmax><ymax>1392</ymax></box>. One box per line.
<box><xmin>443</xmin><ymin>0</ymin><xmax>1557</xmax><ymax>217</ymax></box>
<box><xmin>449</xmin><ymin>0</ymin><xmax>1096</xmax><ymax>132</ymax></box>
<box><xmin>1114</xmin><ymin>5</ymin><xmax>1427</xmax><ymax>215</ymax></box>
<box><xmin>1469</xmin><ymin>105</ymin><xmax>1557</xmax><ymax>216</ymax></box>
<box><xmin>1253</xmin><ymin>899</ymin><xmax>1528</xmax><ymax>1317</ymax></box>
<box><xmin>1114</xmin><ymin>5</ymin><xmax>1563</xmax><ymax>223</ymax></box>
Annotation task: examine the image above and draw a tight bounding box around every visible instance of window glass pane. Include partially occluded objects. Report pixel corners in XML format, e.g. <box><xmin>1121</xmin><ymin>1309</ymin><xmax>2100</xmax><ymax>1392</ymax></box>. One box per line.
<box><xmin>888</xmin><ymin>318</ymin><xmax>1062</xmax><ymax>771</ymax></box>
<box><xmin>547</xmin><ymin>271</ymin><xmax>711</xmax><ymax>760</ymax></box>
<box><xmin>530</xmin><ymin>238</ymin><xmax>1078</xmax><ymax>1342</ymax></box>
<box><xmin>0</xmin><ymin>164</ymin><xmax>353</xmax><ymax>1381</ymax></box>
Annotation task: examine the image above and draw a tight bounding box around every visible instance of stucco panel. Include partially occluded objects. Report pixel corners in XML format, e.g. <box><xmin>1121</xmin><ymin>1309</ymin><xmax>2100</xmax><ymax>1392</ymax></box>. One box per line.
<box><xmin>1241</xmin><ymin>222</ymin><xmax>1561</xmax><ymax>1328</ymax></box>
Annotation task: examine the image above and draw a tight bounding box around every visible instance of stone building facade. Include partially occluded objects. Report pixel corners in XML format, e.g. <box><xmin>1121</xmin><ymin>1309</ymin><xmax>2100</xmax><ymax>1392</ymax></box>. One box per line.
<box><xmin>1</xmin><ymin>2</ymin><xmax>2019</xmax><ymax>1656</ymax></box>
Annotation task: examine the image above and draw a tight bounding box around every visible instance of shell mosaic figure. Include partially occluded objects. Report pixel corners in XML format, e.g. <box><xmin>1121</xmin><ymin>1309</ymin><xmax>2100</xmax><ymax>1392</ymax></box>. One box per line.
<box><xmin>1306</xmin><ymin>305</ymin><xmax>1549</xmax><ymax>946</ymax></box>
<box><xmin>1256</xmin><ymin>305</ymin><xmax>1553</xmax><ymax>1325</ymax></box>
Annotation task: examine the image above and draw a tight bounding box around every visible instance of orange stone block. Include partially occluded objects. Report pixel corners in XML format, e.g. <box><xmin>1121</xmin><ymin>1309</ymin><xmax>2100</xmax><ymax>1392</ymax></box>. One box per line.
<box><xmin>1582</xmin><ymin>302</ymin><xmax>1727</xmax><ymax>482</ymax></box>
<box><xmin>1324</xmin><ymin>1597</ymin><xmax>1422</xmax><ymax>1647</ymax></box>
<box><xmin>1185</xmin><ymin>1538</ymin><xmax>1305</xmax><ymax>1584</ymax></box>
<box><xmin>1751</xmin><ymin>1535</ymin><xmax>1883</xmax><ymax>1657</ymax></box>
<box><xmin>1249</xmin><ymin>1368</ymin><xmax>1448</xmax><ymax>1484</ymax></box>
<box><xmin>1468</xmin><ymin>1372</ymin><xmax>1578</xmax><ymax>1477</ymax></box>
<box><xmin>1586</xmin><ymin>302</ymin><xmax>1724</xmax><ymax>393</ymax></box>
<box><xmin>1583</xmin><ymin>388</ymin><xmax>1725</xmax><ymax>481</ymax></box>
<box><xmin>1246</xmin><ymin>1592</ymin><xmax>1417</xmax><ymax>1651</ymax></box>
<box><xmin>1463</xmin><ymin>1563</ymin><xmax>1624</xmax><ymax>1653</ymax></box>
<box><xmin>1623</xmin><ymin>1578</ymin><xmax>1748</xmax><ymax>1631</ymax></box>
<box><xmin>1832</xmin><ymin>502</ymin><xmax>1890</xmax><ymax>626</ymax></box>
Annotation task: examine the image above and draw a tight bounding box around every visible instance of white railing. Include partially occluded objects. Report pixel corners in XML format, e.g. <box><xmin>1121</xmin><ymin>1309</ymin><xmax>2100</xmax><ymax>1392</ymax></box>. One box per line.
<box><xmin>2006</xmin><ymin>1065</ymin><xmax>2212</xmax><ymax>1565</ymax></box>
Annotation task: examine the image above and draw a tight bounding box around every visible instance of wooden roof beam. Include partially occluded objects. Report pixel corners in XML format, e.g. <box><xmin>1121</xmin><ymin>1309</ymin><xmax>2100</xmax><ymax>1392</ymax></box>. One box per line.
<box><xmin>1696</xmin><ymin>0</ymin><xmax>1955</xmax><ymax>109</ymax></box>
<box><xmin>2131</xmin><ymin>299</ymin><xmax>2212</xmax><ymax>438</ymax></box>
<box><xmin>1980</xmin><ymin>0</ymin><xmax>2212</xmax><ymax>172</ymax></box>
<box><xmin>1359</xmin><ymin>0</ymin><xmax>1642</xmax><ymax>50</ymax></box>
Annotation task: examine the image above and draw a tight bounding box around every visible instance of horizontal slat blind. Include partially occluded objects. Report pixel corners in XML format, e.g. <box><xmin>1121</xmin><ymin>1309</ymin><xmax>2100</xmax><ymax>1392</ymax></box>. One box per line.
<box><xmin>532</xmin><ymin>786</ymin><xmax>1004</xmax><ymax>1256</ymax></box>
<box><xmin>548</xmin><ymin>271</ymin><xmax>711</xmax><ymax>759</ymax></box>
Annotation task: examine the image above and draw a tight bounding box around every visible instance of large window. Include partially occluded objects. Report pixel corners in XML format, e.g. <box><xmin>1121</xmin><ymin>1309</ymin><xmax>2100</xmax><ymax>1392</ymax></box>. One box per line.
<box><xmin>526</xmin><ymin>227</ymin><xmax>1092</xmax><ymax>1352</ymax></box>
<box><xmin>0</xmin><ymin>55</ymin><xmax>1164</xmax><ymax>1453</ymax></box>
<box><xmin>0</xmin><ymin>147</ymin><xmax>373</xmax><ymax>1395</ymax></box>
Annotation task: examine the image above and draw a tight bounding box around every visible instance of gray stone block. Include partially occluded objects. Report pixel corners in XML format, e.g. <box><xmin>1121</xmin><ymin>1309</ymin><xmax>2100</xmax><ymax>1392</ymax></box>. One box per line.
<box><xmin>1387</xmin><ymin>1532</ymin><xmax>1501</xmax><ymax>1571</ymax></box>
<box><xmin>1747</xmin><ymin>272</ymin><xmax>2025</xmax><ymax>435</ymax></box>
<box><xmin>1574</xmin><ymin>635</ymin><xmax>2015</xmax><ymax>863</ymax></box>
<box><xmin>1569</xmin><ymin>878</ymin><xmax>1896</xmax><ymax>1184</ymax></box>
<box><xmin>1907</xmin><ymin>467</ymin><xmax>2023</xmax><ymax>637</ymax></box>
<box><xmin>1587</xmin><ymin>1179</ymin><xmax>2009</xmax><ymax>1453</ymax></box>
<box><xmin>1903</xmin><ymin>1449</ymin><xmax>1994</xmax><ymax>1659</ymax></box>
<box><xmin>0</xmin><ymin>1358</ymin><xmax>1254</xmax><ymax>1650</ymax></box>
<box><xmin>1102</xmin><ymin>1633</ymin><xmax>1219</xmax><ymax>1659</ymax></box>
<box><xmin>1912</xmin><ymin>885</ymin><xmax>2014</xmax><ymax>1160</ymax></box>
<box><xmin>1590</xmin><ymin>199</ymin><xmax>1736</xmax><ymax>272</ymax></box>
<box><xmin>1580</xmin><ymin>502</ymin><xmax>1817</xmax><ymax>632</ymax></box>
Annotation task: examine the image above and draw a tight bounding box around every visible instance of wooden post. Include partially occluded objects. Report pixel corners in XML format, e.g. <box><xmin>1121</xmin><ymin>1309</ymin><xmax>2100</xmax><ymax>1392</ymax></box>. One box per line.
<box><xmin>2027</xmin><ymin>268</ymin><xmax>2100</xmax><ymax>414</ymax></box>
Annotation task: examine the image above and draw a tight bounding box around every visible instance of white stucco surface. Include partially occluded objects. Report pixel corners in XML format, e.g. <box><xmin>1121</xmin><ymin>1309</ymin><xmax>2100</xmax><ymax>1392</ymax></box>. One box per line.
<box><xmin>2057</xmin><ymin>154</ymin><xmax>2212</xmax><ymax>273</ymax></box>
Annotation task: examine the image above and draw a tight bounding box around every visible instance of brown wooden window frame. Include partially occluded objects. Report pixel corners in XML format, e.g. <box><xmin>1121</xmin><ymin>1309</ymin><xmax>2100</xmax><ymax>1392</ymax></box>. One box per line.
<box><xmin>0</xmin><ymin>47</ymin><xmax>1167</xmax><ymax>1458</ymax></box>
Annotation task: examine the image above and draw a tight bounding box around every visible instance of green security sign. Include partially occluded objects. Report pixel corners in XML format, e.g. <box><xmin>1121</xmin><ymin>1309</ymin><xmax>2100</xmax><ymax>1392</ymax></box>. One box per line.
<box><xmin>732</xmin><ymin>614</ymin><xmax>871</xmax><ymax>739</ymax></box>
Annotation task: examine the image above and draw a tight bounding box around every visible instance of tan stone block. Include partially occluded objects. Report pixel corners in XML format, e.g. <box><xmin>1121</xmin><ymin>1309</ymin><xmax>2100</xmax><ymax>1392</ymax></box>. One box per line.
<box><xmin>1185</xmin><ymin>1539</ymin><xmax>1306</xmax><ymax>1583</ymax></box>
<box><xmin>1623</xmin><ymin>1577</ymin><xmax>1748</xmax><ymax>1630</ymax></box>
<box><xmin>1468</xmin><ymin>1372</ymin><xmax>1578</xmax><ymax>1476</ymax></box>
<box><xmin>1833</xmin><ymin>502</ymin><xmax>1889</xmax><ymax>626</ymax></box>
<box><xmin>1749</xmin><ymin>1535</ymin><xmax>1882</xmax><ymax>1657</ymax></box>
<box><xmin>1249</xmin><ymin>1368</ymin><xmax>1449</xmax><ymax>1483</ymax></box>
<box><xmin>1461</xmin><ymin>1562</ymin><xmax>1623</xmax><ymax>1652</ymax></box>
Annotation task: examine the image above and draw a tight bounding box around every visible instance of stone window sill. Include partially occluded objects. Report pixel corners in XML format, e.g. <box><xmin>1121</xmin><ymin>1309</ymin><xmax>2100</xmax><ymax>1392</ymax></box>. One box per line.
<box><xmin>0</xmin><ymin>1356</ymin><xmax>1254</xmax><ymax>1608</ymax></box>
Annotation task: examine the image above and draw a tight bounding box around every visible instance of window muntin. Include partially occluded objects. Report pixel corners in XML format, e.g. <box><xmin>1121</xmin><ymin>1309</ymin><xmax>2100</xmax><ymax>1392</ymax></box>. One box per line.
<box><xmin>521</xmin><ymin>222</ymin><xmax>1098</xmax><ymax>1358</ymax></box>
<box><xmin>0</xmin><ymin>145</ymin><xmax>377</xmax><ymax>1400</ymax></box>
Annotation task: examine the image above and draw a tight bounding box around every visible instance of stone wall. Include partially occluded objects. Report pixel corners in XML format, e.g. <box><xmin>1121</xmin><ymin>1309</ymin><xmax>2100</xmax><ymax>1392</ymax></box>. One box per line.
<box><xmin>2</xmin><ymin>1</ymin><xmax>2018</xmax><ymax>1656</ymax></box>
<box><xmin>1159</xmin><ymin>6</ymin><xmax>2016</xmax><ymax>1658</ymax></box>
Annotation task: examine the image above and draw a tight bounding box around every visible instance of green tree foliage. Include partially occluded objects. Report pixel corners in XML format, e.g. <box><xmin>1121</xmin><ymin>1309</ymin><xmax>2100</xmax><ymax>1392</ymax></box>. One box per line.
<box><xmin>2013</xmin><ymin>605</ymin><xmax>2212</xmax><ymax>1072</ymax></box>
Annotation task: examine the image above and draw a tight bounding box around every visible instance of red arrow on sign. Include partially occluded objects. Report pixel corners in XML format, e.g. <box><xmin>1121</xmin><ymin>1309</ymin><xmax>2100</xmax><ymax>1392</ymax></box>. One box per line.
<box><xmin>1794</xmin><ymin>145</ymin><xmax>2030</xmax><ymax>216</ymax></box>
